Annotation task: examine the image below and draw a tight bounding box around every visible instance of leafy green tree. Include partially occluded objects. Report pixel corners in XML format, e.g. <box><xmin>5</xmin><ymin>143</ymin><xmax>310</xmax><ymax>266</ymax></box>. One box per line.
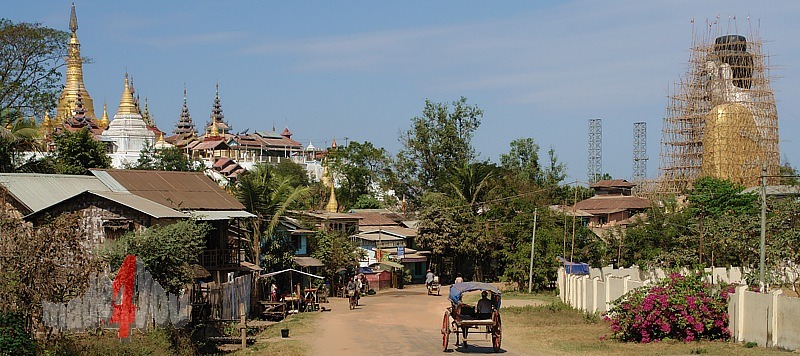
<box><xmin>130</xmin><ymin>145</ymin><xmax>203</xmax><ymax>172</ymax></box>
<box><xmin>687</xmin><ymin>177</ymin><xmax>757</xmax><ymax>217</ymax></box>
<box><xmin>396</xmin><ymin>97</ymin><xmax>483</xmax><ymax>203</ymax></box>
<box><xmin>327</xmin><ymin>141</ymin><xmax>394</xmax><ymax>209</ymax></box>
<box><xmin>52</xmin><ymin>128</ymin><xmax>110</xmax><ymax>174</ymax></box>
<box><xmin>100</xmin><ymin>220</ymin><xmax>209</xmax><ymax>294</ymax></box>
<box><xmin>352</xmin><ymin>195</ymin><xmax>382</xmax><ymax>209</ymax></box>
<box><xmin>0</xmin><ymin>19</ymin><xmax>68</xmax><ymax>124</ymax></box>
<box><xmin>311</xmin><ymin>230</ymin><xmax>363</xmax><ymax>279</ymax></box>
<box><xmin>272</xmin><ymin>160</ymin><xmax>309</xmax><ymax>188</ymax></box>
<box><xmin>500</xmin><ymin>138</ymin><xmax>541</xmax><ymax>184</ymax></box>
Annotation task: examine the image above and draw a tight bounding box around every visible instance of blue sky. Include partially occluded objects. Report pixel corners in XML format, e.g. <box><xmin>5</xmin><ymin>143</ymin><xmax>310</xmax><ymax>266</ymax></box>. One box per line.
<box><xmin>9</xmin><ymin>1</ymin><xmax>800</xmax><ymax>184</ymax></box>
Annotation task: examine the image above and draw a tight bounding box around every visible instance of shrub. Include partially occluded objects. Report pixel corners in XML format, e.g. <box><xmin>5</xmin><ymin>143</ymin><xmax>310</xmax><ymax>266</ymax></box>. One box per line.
<box><xmin>605</xmin><ymin>272</ymin><xmax>734</xmax><ymax>343</ymax></box>
<box><xmin>0</xmin><ymin>311</ymin><xmax>35</xmax><ymax>355</ymax></box>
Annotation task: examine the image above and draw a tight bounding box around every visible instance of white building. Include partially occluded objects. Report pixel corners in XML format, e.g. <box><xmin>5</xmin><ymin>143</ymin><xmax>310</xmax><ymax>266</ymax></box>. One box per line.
<box><xmin>103</xmin><ymin>74</ymin><xmax>155</xmax><ymax>168</ymax></box>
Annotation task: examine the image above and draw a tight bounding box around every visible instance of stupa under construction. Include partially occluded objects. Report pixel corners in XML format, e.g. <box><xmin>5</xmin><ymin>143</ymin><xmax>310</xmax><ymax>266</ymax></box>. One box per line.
<box><xmin>657</xmin><ymin>19</ymin><xmax>780</xmax><ymax>193</ymax></box>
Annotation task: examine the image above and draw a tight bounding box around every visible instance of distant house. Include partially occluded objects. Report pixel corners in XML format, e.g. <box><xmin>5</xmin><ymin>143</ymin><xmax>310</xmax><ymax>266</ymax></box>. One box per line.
<box><xmin>0</xmin><ymin>170</ymin><xmax>258</xmax><ymax>284</ymax></box>
<box><xmin>289</xmin><ymin>210</ymin><xmax>361</xmax><ymax>235</ymax></box>
<box><xmin>272</xmin><ymin>217</ymin><xmax>323</xmax><ymax>272</ymax></box>
<box><xmin>348</xmin><ymin>209</ymin><xmax>428</xmax><ymax>283</ymax></box>
<box><xmin>574</xmin><ymin>179</ymin><xmax>650</xmax><ymax>228</ymax></box>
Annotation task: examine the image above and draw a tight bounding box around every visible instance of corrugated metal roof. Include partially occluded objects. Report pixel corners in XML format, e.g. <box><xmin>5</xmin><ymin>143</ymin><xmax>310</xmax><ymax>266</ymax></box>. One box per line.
<box><xmin>0</xmin><ymin>173</ymin><xmax>109</xmax><ymax>213</ymax></box>
<box><xmin>187</xmin><ymin>210</ymin><xmax>256</xmax><ymax>220</ymax></box>
<box><xmin>91</xmin><ymin>170</ymin><xmax>129</xmax><ymax>192</ymax></box>
<box><xmin>575</xmin><ymin>195</ymin><xmax>651</xmax><ymax>213</ymax></box>
<box><xmin>90</xmin><ymin>191</ymin><xmax>186</xmax><ymax>218</ymax></box>
<box><xmin>91</xmin><ymin>169</ymin><xmax>245</xmax><ymax>210</ymax></box>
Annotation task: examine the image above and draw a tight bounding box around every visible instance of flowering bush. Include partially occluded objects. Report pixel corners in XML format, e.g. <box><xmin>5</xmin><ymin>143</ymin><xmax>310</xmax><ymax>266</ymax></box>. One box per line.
<box><xmin>605</xmin><ymin>272</ymin><xmax>735</xmax><ymax>343</ymax></box>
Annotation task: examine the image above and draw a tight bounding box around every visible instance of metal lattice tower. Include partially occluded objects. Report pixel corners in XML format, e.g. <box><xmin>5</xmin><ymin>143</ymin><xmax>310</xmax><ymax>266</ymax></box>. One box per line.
<box><xmin>587</xmin><ymin>118</ymin><xmax>602</xmax><ymax>183</ymax></box>
<box><xmin>633</xmin><ymin>122</ymin><xmax>647</xmax><ymax>181</ymax></box>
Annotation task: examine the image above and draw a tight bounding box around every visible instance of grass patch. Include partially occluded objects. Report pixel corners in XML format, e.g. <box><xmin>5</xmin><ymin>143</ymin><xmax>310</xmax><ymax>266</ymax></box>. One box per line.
<box><xmin>233</xmin><ymin>312</ymin><xmax>319</xmax><ymax>356</ymax></box>
<box><xmin>500</xmin><ymin>302</ymin><xmax>790</xmax><ymax>355</ymax></box>
<box><xmin>39</xmin><ymin>326</ymin><xmax>197</xmax><ymax>355</ymax></box>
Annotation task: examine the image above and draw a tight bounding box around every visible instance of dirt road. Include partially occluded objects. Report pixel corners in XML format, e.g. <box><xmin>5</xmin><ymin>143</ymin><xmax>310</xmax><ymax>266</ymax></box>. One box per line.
<box><xmin>304</xmin><ymin>285</ymin><xmax>531</xmax><ymax>355</ymax></box>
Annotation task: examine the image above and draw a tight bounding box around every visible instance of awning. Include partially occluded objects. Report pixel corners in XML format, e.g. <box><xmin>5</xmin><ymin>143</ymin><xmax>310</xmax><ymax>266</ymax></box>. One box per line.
<box><xmin>294</xmin><ymin>256</ymin><xmax>324</xmax><ymax>267</ymax></box>
<box><xmin>261</xmin><ymin>268</ymin><xmax>324</xmax><ymax>280</ymax></box>
<box><xmin>188</xmin><ymin>210</ymin><xmax>256</xmax><ymax>220</ymax></box>
<box><xmin>400</xmin><ymin>253</ymin><xmax>428</xmax><ymax>263</ymax></box>
<box><xmin>378</xmin><ymin>261</ymin><xmax>403</xmax><ymax>269</ymax></box>
<box><xmin>239</xmin><ymin>261</ymin><xmax>262</xmax><ymax>272</ymax></box>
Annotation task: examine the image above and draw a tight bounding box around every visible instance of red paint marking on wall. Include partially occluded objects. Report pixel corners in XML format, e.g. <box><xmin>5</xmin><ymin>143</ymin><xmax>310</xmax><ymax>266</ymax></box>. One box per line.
<box><xmin>110</xmin><ymin>255</ymin><xmax>137</xmax><ymax>339</ymax></box>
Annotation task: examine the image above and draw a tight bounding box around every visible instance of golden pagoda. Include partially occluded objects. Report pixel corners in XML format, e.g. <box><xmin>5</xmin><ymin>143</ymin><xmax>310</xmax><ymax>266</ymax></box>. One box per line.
<box><xmin>98</xmin><ymin>102</ymin><xmax>110</xmax><ymax>129</ymax></box>
<box><xmin>39</xmin><ymin>111</ymin><xmax>53</xmax><ymax>136</ymax></box>
<box><xmin>321</xmin><ymin>165</ymin><xmax>339</xmax><ymax>212</ymax></box>
<box><xmin>57</xmin><ymin>3</ymin><xmax>96</xmax><ymax>121</ymax></box>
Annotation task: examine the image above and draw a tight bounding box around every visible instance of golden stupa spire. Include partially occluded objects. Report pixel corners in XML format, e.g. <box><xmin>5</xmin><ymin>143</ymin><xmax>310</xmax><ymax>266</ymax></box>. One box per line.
<box><xmin>39</xmin><ymin>111</ymin><xmax>52</xmax><ymax>136</ymax></box>
<box><xmin>57</xmin><ymin>3</ymin><xmax>96</xmax><ymax>121</ymax></box>
<box><xmin>99</xmin><ymin>102</ymin><xmax>109</xmax><ymax>129</ymax></box>
<box><xmin>209</xmin><ymin>117</ymin><xmax>220</xmax><ymax>137</ymax></box>
<box><xmin>325</xmin><ymin>184</ymin><xmax>339</xmax><ymax>213</ymax></box>
<box><xmin>115</xmin><ymin>72</ymin><xmax>138</xmax><ymax>116</ymax></box>
<box><xmin>158</xmin><ymin>131</ymin><xmax>165</xmax><ymax>142</ymax></box>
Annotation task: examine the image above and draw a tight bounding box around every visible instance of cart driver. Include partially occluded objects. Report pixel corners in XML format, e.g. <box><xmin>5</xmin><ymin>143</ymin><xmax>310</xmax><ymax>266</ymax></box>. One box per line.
<box><xmin>476</xmin><ymin>291</ymin><xmax>493</xmax><ymax>319</ymax></box>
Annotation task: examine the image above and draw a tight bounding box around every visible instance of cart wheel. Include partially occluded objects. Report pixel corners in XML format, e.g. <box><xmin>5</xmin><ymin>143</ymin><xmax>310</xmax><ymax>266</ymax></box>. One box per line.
<box><xmin>492</xmin><ymin>312</ymin><xmax>502</xmax><ymax>352</ymax></box>
<box><xmin>441</xmin><ymin>312</ymin><xmax>450</xmax><ymax>351</ymax></box>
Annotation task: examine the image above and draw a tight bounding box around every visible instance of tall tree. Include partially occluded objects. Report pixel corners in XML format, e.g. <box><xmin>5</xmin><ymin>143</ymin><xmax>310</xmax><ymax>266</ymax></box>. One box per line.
<box><xmin>0</xmin><ymin>19</ymin><xmax>68</xmax><ymax>124</ymax></box>
<box><xmin>326</xmin><ymin>141</ymin><xmax>394</xmax><ymax>209</ymax></box>
<box><xmin>396</xmin><ymin>97</ymin><xmax>483</xmax><ymax>203</ymax></box>
<box><xmin>500</xmin><ymin>138</ymin><xmax>541</xmax><ymax>184</ymax></box>
<box><xmin>52</xmin><ymin>128</ymin><xmax>110</xmax><ymax>174</ymax></box>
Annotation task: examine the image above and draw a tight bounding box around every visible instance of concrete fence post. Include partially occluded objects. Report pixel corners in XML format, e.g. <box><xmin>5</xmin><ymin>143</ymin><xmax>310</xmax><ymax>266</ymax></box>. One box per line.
<box><xmin>604</xmin><ymin>274</ymin><xmax>612</xmax><ymax>311</ymax></box>
<box><xmin>735</xmin><ymin>285</ymin><xmax>747</xmax><ymax>342</ymax></box>
<box><xmin>622</xmin><ymin>275</ymin><xmax>631</xmax><ymax>295</ymax></box>
<box><xmin>770</xmin><ymin>289</ymin><xmax>782</xmax><ymax>347</ymax></box>
<box><xmin>580</xmin><ymin>276</ymin><xmax>588</xmax><ymax>311</ymax></box>
<box><xmin>592</xmin><ymin>277</ymin><xmax>600</xmax><ymax>313</ymax></box>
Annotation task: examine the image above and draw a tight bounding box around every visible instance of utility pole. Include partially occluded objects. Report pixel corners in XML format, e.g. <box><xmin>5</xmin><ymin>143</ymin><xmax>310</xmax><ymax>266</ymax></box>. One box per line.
<box><xmin>528</xmin><ymin>208</ymin><xmax>538</xmax><ymax>293</ymax></box>
<box><xmin>759</xmin><ymin>163</ymin><xmax>767</xmax><ymax>292</ymax></box>
<box><xmin>570</xmin><ymin>185</ymin><xmax>578</xmax><ymax>272</ymax></box>
<box><xmin>698</xmin><ymin>211</ymin><xmax>704</xmax><ymax>266</ymax></box>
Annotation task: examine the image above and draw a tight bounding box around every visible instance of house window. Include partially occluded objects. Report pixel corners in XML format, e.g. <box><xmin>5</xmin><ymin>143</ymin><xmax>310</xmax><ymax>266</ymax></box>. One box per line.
<box><xmin>295</xmin><ymin>236</ymin><xmax>307</xmax><ymax>255</ymax></box>
<box><xmin>414</xmin><ymin>262</ymin><xmax>423</xmax><ymax>276</ymax></box>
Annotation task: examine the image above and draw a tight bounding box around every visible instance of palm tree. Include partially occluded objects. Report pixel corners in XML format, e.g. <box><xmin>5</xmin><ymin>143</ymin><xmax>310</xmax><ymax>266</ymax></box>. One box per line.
<box><xmin>448</xmin><ymin>162</ymin><xmax>495</xmax><ymax>210</ymax></box>
<box><xmin>235</xmin><ymin>164</ymin><xmax>309</xmax><ymax>270</ymax></box>
<box><xmin>0</xmin><ymin>115</ymin><xmax>45</xmax><ymax>173</ymax></box>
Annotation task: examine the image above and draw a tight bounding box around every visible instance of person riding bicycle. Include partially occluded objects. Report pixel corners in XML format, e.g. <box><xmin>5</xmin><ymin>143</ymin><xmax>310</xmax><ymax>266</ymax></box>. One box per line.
<box><xmin>425</xmin><ymin>269</ymin><xmax>435</xmax><ymax>289</ymax></box>
<box><xmin>346</xmin><ymin>276</ymin><xmax>359</xmax><ymax>303</ymax></box>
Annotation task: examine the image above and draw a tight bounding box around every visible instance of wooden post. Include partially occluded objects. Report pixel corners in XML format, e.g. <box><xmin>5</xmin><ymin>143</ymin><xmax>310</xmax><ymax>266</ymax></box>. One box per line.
<box><xmin>240</xmin><ymin>302</ymin><xmax>246</xmax><ymax>350</ymax></box>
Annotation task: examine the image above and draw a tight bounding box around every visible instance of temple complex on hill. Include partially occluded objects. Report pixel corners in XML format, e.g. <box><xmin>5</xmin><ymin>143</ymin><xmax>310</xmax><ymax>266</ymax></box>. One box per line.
<box><xmin>29</xmin><ymin>4</ymin><xmax>333</xmax><ymax>189</ymax></box>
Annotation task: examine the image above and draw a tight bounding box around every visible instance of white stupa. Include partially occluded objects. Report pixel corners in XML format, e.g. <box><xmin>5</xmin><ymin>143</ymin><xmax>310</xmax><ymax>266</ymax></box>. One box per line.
<box><xmin>103</xmin><ymin>73</ymin><xmax>155</xmax><ymax>168</ymax></box>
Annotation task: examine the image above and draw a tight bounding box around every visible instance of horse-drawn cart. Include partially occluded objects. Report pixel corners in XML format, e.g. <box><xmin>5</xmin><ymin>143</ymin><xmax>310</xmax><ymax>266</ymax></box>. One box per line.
<box><xmin>441</xmin><ymin>282</ymin><xmax>502</xmax><ymax>352</ymax></box>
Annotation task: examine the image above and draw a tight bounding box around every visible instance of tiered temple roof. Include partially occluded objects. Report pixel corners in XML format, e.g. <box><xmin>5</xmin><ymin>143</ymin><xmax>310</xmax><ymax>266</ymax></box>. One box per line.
<box><xmin>206</xmin><ymin>83</ymin><xmax>231</xmax><ymax>135</ymax></box>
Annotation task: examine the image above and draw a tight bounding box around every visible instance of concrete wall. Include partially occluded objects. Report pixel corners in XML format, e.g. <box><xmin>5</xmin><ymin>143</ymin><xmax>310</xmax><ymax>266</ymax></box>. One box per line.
<box><xmin>42</xmin><ymin>259</ymin><xmax>189</xmax><ymax>334</ymax></box>
<box><xmin>559</xmin><ymin>267</ymin><xmax>800</xmax><ymax>351</ymax></box>
<box><xmin>729</xmin><ymin>285</ymin><xmax>800</xmax><ymax>350</ymax></box>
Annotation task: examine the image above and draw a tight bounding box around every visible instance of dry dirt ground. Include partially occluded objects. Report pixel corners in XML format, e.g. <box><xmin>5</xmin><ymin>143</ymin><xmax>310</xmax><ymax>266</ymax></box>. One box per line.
<box><xmin>297</xmin><ymin>284</ymin><xmax>543</xmax><ymax>356</ymax></box>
